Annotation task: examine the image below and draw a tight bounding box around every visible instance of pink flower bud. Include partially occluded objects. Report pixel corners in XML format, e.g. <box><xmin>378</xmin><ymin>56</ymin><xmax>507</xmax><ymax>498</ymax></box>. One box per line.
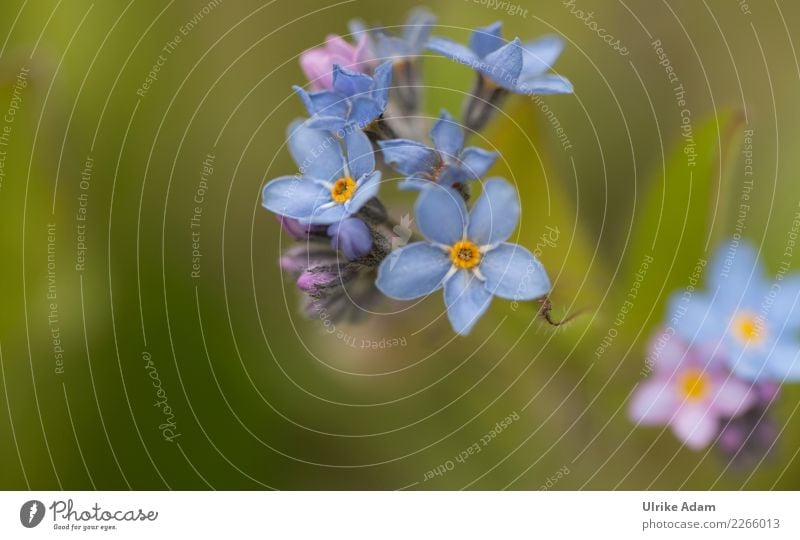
<box><xmin>300</xmin><ymin>34</ymin><xmax>371</xmax><ymax>90</ymax></box>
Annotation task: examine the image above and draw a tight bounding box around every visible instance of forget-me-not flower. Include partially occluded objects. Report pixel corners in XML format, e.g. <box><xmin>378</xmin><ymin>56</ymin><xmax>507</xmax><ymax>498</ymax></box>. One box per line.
<box><xmin>378</xmin><ymin>110</ymin><xmax>498</xmax><ymax>191</ymax></box>
<box><xmin>262</xmin><ymin>120</ymin><xmax>380</xmax><ymax>225</ymax></box>
<box><xmin>294</xmin><ymin>62</ymin><xmax>393</xmax><ymax>133</ymax></box>
<box><xmin>427</xmin><ymin>21</ymin><xmax>573</xmax><ymax>96</ymax></box>
<box><xmin>667</xmin><ymin>240</ymin><xmax>800</xmax><ymax>383</ymax></box>
<box><xmin>376</xmin><ymin>179</ymin><xmax>551</xmax><ymax>335</ymax></box>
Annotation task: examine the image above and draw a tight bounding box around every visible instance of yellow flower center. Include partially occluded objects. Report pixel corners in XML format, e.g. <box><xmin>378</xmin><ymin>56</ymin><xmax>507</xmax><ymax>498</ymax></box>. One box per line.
<box><xmin>450</xmin><ymin>240</ymin><xmax>481</xmax><ymax>269</ymax></box>
<box><xmin>731</xmin><ymin>311</ymin><xmax>766</xmax><ymax>346</ymax></box>
<box><xmin>678</xmin><ymin>368</ymin><xmax>709</xmax><ymax>401</ymax></box>
<box><xmin>330</xmin><ymin>176</ymin><xmax>356</xmax><ymax>204</ymax></box>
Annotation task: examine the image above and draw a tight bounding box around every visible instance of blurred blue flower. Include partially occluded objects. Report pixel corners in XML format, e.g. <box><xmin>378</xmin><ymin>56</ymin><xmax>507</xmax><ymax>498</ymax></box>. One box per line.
<box><xmin>328</xmin><ymin>218</ymin><xmax>373</xmax><ymax>260</ymax></box>
<box><xmin>668</xmin><ymin>240</ymin><xmax>800</xmax><ymax>383</ymax></box>
<box><xmin>373</xmin><ymin>7</ymin><xmax>436</xmax><ymax>60</ymax></box>
<box><xmin>378</xmin><ymin>110</ymin><xmax>498</xmax><ymax>191</ymax></box>
<box><xmin>376</xmin><ymin>179</ymin><xmax>551</xmax><ymax>335</ymax></box>
<box><xmin>262</xmin><ymin>120</ymin><xmax>380</xmax><ymax>225</ymax></box>
<box><xmin>294</xmin><ymin>62</ymin><xmax>393</xmax><ymax>133</ymax></box>
<box><xmin>427</xmin><ymin>21</ymin><xmax>572</xmax><ymax>95</ymax></box>
<box><xmin>361</xmin><ymin>8</ymin><xmax>437</xmax><ymax>137</ymax></box>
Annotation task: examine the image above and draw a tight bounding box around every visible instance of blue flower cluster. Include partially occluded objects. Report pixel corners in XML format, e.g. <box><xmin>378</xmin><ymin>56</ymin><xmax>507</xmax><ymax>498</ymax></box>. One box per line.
<box><xmin>628</xmin><ymin>240</ymin><xmax>799</xmax><ymax>454</ymax></box>
<box><xmin>667</xmin><ymin>240</ymin><xmax>800</xmax><ymax>384</ymax></box>
<box><xmin>261</xmin><ymin>9</ymin><xmax>573</xmax><ymax>334</ymax></box>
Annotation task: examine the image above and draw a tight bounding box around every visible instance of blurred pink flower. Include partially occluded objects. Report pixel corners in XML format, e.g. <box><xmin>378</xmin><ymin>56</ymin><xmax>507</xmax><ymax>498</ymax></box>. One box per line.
<box><xmin>299</xmin><ymin>34</ymin><xmax>371</xmax><ymax>90</ymax></box>
<box><xmin>628</xmin><ymin>331</ymin><xmax>757</xmax><ymax>450</ymax></box>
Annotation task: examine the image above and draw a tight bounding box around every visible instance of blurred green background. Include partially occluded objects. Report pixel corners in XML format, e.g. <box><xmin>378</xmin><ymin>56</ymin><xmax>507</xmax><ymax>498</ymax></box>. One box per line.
<box><xmin>1</xmin><ymin>0</ymin><xmax>799</xmax><ymax>490</ymax></box>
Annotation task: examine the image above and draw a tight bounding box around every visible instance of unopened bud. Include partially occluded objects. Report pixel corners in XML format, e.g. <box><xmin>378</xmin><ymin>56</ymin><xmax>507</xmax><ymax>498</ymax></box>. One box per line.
<box><xmin>328</xmin><ymin>218</ymin><xmax>373</xmax><ymax>260</ymax></box>
<box><xmin>277</xmin><ymin>215</ymin><xmax>327</xmax><ymax>240</ymax></box>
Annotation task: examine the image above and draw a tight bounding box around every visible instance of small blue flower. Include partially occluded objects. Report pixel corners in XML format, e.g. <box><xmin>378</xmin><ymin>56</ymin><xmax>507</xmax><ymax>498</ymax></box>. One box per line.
<box><xmin>293</xmin><ymin>62</ymin><xmax>393</xmax><ymax>133</ymax></box>
<box><xmin>378</xmin><ymin>110</ymin><xmax>498</xmax><ymax>191</ymax></box>
<box><xmin>328</xmin><ymin>218</ymin><xmax>373</xmax><ymax>260</ymax></box>
<box><xmin>376</xmin><ymin>179</ymin><xmax>551</xmax><ymax>335</ymax></box>
<box><xmin>373</xmin><ymin>7</ymin><xmax>436</xmax><ymax>60</ymax></box>
<box><xmin>667</xmin><ymin>240</ymin><xmax>800</xmax><ymax>383</ymax></box>
<box><xmin>262</xmin><ymin>120</ymin><xmax>381</xmax><ymax>225</ymax></box>
<box><xmin>427</xmin><ymin>21</ymin><xmax>572</xmax><ymax>95</ymax></box>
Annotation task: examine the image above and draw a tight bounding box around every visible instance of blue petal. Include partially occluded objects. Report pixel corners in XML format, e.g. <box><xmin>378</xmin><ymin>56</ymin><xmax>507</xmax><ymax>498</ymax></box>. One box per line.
<box><xmin>707</xmin><ymin>239</ymin><xmax>767</xmax><ymax>308</ymax></box>
<box><xmin>370</xmin><ymin>61</ymin><xmax>393</xmax><ymax>108</ymax></box>
<box><xmin>727</xmin><ymin>343</ymin><xmax>785</xmax><ymax>383</ymax></box>
<box><xmin>427</xmin><ymin>37</ymin><xmax>480</xmax><ymax>65</ymax></box>
<box><xmin>262</xmin><ymin>176</ymin><xmax>330</xmax><ymax>220</ymax></box>
<box><xmin>769</xmin><ymin>275</ymin><xmax>800</xmax><ymax>329</ymax></box>
<box><xmin>708</xmin><ymin>239</ymin><xmax>763</xmax><ymax>287</ymax></box>
<box><xmin>348</xmin><ymin>170</ymin><xmax>381</xmax><ymax>213</ymax></box>
<box><xmin>457</xmin><ymin>147</ymin><xmax>498</xmax><ymax>179</ymax></box>
<box><xmin>766</xmin><ymin>341</ymin><xmax>800</xmax><ymax>382</ymax></box>
<box><xmin>294</xmin><ymin>85</ymin><xmax>318</xmax><ymax>116</ymax></box>
<box><xmin>480</xmin><ymin>243</ymin><xmax>551</xmax><ymax>301</ymax></box>
<box><xmin>375</xmin><ymin>35</ymin><xmax>410</xmax><ymax>58</ymax></box>
<box><xmin>430</xmin><ymin>110</ymin><xmax>464</xmax><ymax>158</ymax></box>
<box><xmin>378</xmin><ymin>139</ymin><xmax>439</xmax><ymax>176</ymax></box>
<box><xmin>306</xmin><ymin>203</ymin><xmax>348</xmax><ymax>225</ymax></box>
<box><xmin>515</xmin><ymin>74</ymin><xmax>573</xmax><ymax>95</ymax></box>
<box><xmin>437</xmin><ymin>167</ymin><xmax>463</xmax><ymax>187</ymax></box>
<box><xmin>348</xmin><ymin>18</ymin><xmax>369</xmax><ymax>40</ymax></box>
<box><xmin>520</xmin><ymin>35</ymin><xmax>565</xmax><ymax>78</ymax></box>
<box><xmin>666</xmin><ymin>292</ymin><xmax>726</xmax><ymax>343</ymax></box>
<box><xmin>415</xmin><ymin>185</ymin><xmax>468</xmax><ymax>245</ymax></box>
<box><xmin>292</xmin><ymin>86</ymin><xmax>349</xmax><ymax>118</ymax></box>
<box><xmin>482</xmin><ymin>38</ymin><xmax>523</xmax><ymax>88</ymax></box>
<box><xmin>398</xmin><ymin>175</ymin><xmax>431</xmax><ymax>192</ymax></box>
<box><xmin>332</xmin><ymin>64</ymin><xmax>374</xmax><ymax>96</ymax></box>
<box><xmin>444</xmin><ymin>270</ymin><xmax>493</xmax><ymax>335</ymax></box>
<box><xmin>402</xmin><ymin>7</ymin><xmax>436</xmax><ymax>52</ymax></box>
<box><xmin>348</xmin><ymin>96</ymin><xmax>384</xmax><ymax>128</ymax></box>
<box><xmin>328</xmin><ymin>218</ymin><xmax>373</xmax><ymax>260</ymax></box>
<box><xmin>306</xmin><ymin>115</ymin><xmax>347</xmax><ymax>132</ymax></box>
<box><xmin>469</xmin><ymin>21</ymin><xmax>505</xmax><ymax>58</ymax></box>
<box><xmin>467</xmin><ymin>178</ymin><xmax>519</xmax><ymax>246</ymax></box>
<box><xmin>726</xmin><ymin>352</ymin><xmax>764</xmax><ymax>383</ymax></box>
<box><xmin>376</xmin><ymin>242</ymin><xmax>451</xmax><ymax>300</ymax></box>
<box><xmin>287</xmin><ymin>120</ymin><xmax>345</xmax><ymax>181</ymax></box>
<box><xmin>345</xmin><ymin>129</ymin><xmax>375</xmax><ymax>180</ymax></box>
